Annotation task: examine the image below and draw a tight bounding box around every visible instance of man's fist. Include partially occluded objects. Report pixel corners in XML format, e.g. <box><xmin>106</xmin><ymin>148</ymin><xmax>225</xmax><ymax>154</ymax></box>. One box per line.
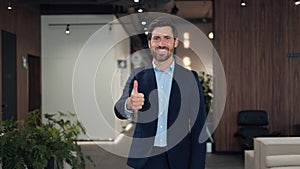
<box><xmin>126</xmin><ymin>80</ymin><xmax>144</xmax><ymax>111</ymax></box>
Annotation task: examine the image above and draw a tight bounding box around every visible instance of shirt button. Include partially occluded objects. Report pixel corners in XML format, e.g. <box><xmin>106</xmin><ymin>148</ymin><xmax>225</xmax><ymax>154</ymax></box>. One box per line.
<box><xmin>160</xmin><ymin>125</ymin><xmax>163</xmax><ymax>128</ymax></box>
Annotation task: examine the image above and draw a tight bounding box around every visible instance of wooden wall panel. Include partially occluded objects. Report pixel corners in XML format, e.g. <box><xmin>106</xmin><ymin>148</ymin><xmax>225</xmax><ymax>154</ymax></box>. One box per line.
<box><xmin>0</xmin><ymin>1</ymin><xmax>2</xmax><ymax>117</ymax></box>
<box><xmin>16</xmin><ymin>3</ymin><xmax>41</xmax><ymax>120</ymax></box>
<box><xmin>0</xmin><ymin>0</ymin><xmax>40</xmax><ymax>120</ymax></box>
<box><xmin>287</xmin><ymin>2</ymin><xmax>300</xmax><ymax>135</ymax></box>
<box><xmin>213</xmin><ymin>0</ymin><xmax>300</xmax><ymax>151</ymax></box>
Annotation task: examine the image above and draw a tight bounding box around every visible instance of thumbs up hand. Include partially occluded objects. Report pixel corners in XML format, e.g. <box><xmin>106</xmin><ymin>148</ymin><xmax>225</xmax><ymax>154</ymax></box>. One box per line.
<box><xmin>126</xmin><ymin>80</ymin><xmax>144</xmax><ymax>111</ymax></box>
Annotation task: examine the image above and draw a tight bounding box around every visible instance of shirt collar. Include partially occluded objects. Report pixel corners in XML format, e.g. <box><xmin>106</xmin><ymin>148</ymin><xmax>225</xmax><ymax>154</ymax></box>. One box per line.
<box><xmin>152</xmin><ymin>58</ymin><xmax>175</xmax><ymax>73</ymax></box>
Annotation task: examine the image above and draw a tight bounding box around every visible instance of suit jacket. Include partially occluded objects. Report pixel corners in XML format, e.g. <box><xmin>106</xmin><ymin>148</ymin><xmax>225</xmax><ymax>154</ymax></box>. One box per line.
<box><xmin>114</xmin><ymin>63</ymin><xmax>206</xmax><ymax>169</ymax></box>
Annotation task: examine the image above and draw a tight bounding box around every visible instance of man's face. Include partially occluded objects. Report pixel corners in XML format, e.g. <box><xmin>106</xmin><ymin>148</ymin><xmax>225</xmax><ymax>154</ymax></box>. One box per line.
<box><xmin>148</xmin><ymin>26</ymin><xmax>178</xmax><ymax>62</ymax></box>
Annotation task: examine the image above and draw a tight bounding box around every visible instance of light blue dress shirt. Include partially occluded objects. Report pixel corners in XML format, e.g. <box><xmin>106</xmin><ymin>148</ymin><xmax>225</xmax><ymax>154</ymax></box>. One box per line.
<box><xmin>124</xmin><ymin>60</ymin><xmax>175</xmax><ymax>147</ymax></box>
<box><xmin>153</xmin><ymin>61</ymin><xmax>174</xmax><ymax>147</ymax></box>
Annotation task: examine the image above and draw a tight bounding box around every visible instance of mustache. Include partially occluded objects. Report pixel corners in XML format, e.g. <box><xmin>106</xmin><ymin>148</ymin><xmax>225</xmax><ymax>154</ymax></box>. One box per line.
<box><xmin>157</xmin><ymin>46</ymin><xmax>169</xmax><ymax>50</ymax></box>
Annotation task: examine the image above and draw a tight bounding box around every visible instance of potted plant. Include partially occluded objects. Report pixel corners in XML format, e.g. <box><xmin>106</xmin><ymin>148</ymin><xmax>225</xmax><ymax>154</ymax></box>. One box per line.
<box><xmin>0</xmin><ymin>110</ymin><xmax>94</xmax><ymax>169</ymax></box>
<box><xmin>199</xmin><ymin>71</ymin><xmax>213</xmax><ymax>114</ymax></box>
<box><xmin>199</xmin><ymin>71</ymin><xmax>214</xmax><ymax>148</ymax></box>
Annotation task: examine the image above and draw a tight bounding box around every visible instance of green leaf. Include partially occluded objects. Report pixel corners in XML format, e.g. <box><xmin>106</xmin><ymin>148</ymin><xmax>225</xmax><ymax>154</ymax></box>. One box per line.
<box><xmin>0</xmin><ymin>110</ymin><xmax>95</xmax><ymax>169</ymax></box>
<box><xmin>199</xmin><ymin>71</ymin><xmax>213</xmax><ymax>114</ymax></box>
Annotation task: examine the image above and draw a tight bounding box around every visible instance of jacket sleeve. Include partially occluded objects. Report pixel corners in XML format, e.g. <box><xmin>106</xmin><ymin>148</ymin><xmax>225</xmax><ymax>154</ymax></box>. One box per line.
<box><xmin>190</xmin><ymin>71</ymin><xmax>207</xmax><ymax>169</ymax></box>
<box><xmin>114</xmin><ymin>69</ymin><xmax>136</xmax><ymax>120</ymax></box>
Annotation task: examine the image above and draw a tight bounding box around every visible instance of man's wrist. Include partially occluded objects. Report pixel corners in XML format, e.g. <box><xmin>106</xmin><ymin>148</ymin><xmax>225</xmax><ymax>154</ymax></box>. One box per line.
<box><xmin>124</xmin><ymin>99</ymin><xmax>133</xmax><ymax>118</ymax></box>
<box><xmin>125</xmin><ymin>97</ymin><xmax>133</xmax><ymax>112</ymax></box>
<box><xmin>125</xmin><ymin>98</ymin><xmax>133</xmax><ymax>110</ymax></box>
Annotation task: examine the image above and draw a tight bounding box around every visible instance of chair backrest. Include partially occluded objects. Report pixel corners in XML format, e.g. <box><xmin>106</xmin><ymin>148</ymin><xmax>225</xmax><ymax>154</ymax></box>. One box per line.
<box><xmin>238</xmin><ymin>110</ymin><xmax>269</xmax><ymax>126</ymax></box>
<box><xmin>236</xmin><ymin>110</ymin><xmax>279</xmax><ymax>150</ymax></box>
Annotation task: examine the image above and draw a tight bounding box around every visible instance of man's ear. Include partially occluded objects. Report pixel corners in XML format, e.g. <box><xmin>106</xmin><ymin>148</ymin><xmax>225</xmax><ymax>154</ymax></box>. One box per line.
<box><xmin>174</xmin><ymin>38</ymin><xmax>179</xmax><ymax>48</ymax></box>
<box><xmin>148</xmin><ymin>40</ymin><xmax>151</xmax><ymax>48</ymax></box>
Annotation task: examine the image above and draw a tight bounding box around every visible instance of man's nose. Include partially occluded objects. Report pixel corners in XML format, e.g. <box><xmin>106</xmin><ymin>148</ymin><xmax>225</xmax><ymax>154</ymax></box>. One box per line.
<box><xmin>158</xmin><ymin>39</ymin><xmax>167</xmax><ymax>46</ymax></box>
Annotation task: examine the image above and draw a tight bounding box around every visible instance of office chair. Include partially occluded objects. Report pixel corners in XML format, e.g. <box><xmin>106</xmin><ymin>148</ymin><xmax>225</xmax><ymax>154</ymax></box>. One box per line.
<box><xmin>234</xmin><ymin>110</ymin><xmax>280</xmax><ymax>150</ymax></box>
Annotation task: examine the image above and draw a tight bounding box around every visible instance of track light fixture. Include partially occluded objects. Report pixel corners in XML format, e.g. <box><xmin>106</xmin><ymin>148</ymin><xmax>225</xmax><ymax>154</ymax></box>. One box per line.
<box><xmin>171</xmin><ymin>4</ymin><xmax>179</xmax><ymax>15</ymax></box>
<box><xmin>8</xmin><ymin>0</ymin><xmax>12</xmax><ymax>10</ymax></box>
<box><xmin>65</xmin><ymin>24</ymin><xmax>70</xmax><ymax>35</ymax></box>
<box><xmin>141</xmin><ymin>21</ymin><xmax>146</xmax><ymax>25</ymax></box>
<box><xmin>48</xmin><ymin>22</ymin><xmax>125</xmax><ymax>34</ymax></box>
<box><xmin>137</xmin><ymin>8</ymin><xmax>143</xmax><ymax>13</ymax></box>
<box><xmin>208</xmin><ymin>32</ymin><xmax>214</xmax><ymax>40</ymax></box>
<box><xmin>240</xmin><ymin>0</ymin><xmax>246</xmax><ymax>7</ymax></box>
<box><xmin>295</xmin><ymin>0</ymin><xmax>300</xmax><ymax>5</ymax></box>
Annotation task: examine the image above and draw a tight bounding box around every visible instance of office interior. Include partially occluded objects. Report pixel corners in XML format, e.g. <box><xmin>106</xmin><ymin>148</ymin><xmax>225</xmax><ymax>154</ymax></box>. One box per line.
<box><xmin>1</xmin><ymin>0</ymin><xmax>300</xmax><ymax>168</ymax></box>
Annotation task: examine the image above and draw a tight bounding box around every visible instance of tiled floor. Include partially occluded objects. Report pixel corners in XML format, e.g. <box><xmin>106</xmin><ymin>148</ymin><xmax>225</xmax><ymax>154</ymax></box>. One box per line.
<box><xmin>80</xmin><ymin>143</ymin><xmax>244</xmax><ymax>169</ymax></box>
<box><xmin>205</xmin><ymin>153</ymin><xmax>244</xmax><ymax>169</ymax></box>
<box><xmin>80</xmin><ymin>124</ymin><xmax>244</xmax><ymax>169</ymax></box>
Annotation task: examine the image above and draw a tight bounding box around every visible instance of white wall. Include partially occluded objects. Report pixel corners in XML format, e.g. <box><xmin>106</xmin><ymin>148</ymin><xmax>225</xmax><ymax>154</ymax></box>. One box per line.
<box><xmin>41</xmin><ymin>15</ymin><xmax>130</xmax><ymax>140</ymax></box>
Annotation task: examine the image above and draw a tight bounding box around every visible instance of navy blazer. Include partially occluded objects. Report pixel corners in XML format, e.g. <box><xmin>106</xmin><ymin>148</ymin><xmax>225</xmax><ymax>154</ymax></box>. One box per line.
<box><xmin>114</xmin><ymin>63</ymin><xmax>206</xmax><ymax>169</ymax></box>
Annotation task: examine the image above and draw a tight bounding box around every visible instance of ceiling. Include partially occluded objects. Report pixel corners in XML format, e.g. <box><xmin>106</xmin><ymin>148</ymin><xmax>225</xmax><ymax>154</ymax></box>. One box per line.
<box><xmin>19</xmin><ymin>0</ymin><xmax>213</xmax><ymax>22</ymax></box>
<box><xmin>18</xmin><ymin>0</ymin><xmax>213</xmax><ymax>50</ymax></box>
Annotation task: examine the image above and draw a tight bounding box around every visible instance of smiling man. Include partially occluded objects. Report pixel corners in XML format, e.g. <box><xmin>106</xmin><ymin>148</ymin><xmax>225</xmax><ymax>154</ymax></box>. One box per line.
<box><xmin>114</xmin><ymin>17</ymin><xmax>207</xmax><ymax>169</ymax></box>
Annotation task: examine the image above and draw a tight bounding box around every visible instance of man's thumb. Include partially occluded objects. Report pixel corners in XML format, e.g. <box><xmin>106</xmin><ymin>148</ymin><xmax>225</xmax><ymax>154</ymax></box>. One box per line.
<box><xmin>132</xmin><ymin>80</ymin><xmax>138</xmax><ymax>94</ymax></box>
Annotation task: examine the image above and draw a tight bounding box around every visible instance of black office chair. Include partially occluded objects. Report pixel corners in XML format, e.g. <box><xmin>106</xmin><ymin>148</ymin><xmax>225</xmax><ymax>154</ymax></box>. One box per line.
<box><xmin>234</xmin><ymin>110</ymin><xmax>280</xmax><ymax>150</ymax></box>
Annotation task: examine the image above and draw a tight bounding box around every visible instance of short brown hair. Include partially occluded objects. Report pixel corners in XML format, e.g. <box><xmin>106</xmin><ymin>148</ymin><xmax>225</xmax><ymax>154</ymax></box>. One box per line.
<box><xmin>147</xmin><ymin>17</ymin><xmax>178</xmax><ymax>40</ymax></box>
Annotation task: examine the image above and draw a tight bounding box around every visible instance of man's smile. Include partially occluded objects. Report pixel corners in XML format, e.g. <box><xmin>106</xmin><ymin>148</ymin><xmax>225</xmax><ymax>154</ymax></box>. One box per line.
<box><xmin>156</xmin><ymin>48</ymin><xmax>169</xmax><ymax>54</ymax></box>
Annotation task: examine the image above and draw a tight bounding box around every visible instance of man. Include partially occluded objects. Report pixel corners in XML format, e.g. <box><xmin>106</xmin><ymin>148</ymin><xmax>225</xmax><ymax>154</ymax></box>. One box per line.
<box><xmin>114</xmin><ymin>17</ymin><xmax>206</xmax><ymax>169</ymax></box>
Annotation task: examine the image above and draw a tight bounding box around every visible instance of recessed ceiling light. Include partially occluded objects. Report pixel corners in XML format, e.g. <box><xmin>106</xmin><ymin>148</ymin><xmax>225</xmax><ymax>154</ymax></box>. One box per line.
<box><xmin>65</xmin><ymin>24</ymin><xmax>70</xmax><ymax>35</ymax></box>
<box><xmin>8</xmin><ymin>0</ymin><xmax>12</xmax><ymax>10</ymax></box>
<box><xmin>183</xmin><ymin>40</ymin><xmax>190</xmax><ymax>49</ymax></box>
<box><xmin>241</xmin><ymin>0</ymin><xmax>246</xmax><ymax>7</ymax></box>
<box><xmin>183</xmin><ymin>32</ymin><xmax>190</xmax><ymax>40</ymax></box>
<box><xmin>208</xmin><ymin>32</ymin><xmax>214</xmax><ymax>40</ymax></box>
<box><xmin>137</xmin><ymin>8</ymin><xmax>143</xmax><ymax>13</ymax></box>
<box><xmin>183</xmin><ymin>56</ymin><xmax>191</xmax><ymax>66</ymax></box>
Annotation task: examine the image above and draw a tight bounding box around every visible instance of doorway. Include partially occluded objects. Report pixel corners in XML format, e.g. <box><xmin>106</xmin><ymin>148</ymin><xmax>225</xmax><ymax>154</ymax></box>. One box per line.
<box><xmin>1</xmin><ymin>30</ymin><xmax>17</xmax><ymax>121</ymax></box>
<box><xmin>28</xmin><ymin>55</ymin><xmax>41</xmax><ymax>111</ymax></box>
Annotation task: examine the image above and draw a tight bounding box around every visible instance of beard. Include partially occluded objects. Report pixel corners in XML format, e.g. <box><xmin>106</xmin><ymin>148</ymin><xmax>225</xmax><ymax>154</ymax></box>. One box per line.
<box><xmin>151</xmin><ymin>46</ymin><xmax>174</xmax><ymax>62</ymax></box>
